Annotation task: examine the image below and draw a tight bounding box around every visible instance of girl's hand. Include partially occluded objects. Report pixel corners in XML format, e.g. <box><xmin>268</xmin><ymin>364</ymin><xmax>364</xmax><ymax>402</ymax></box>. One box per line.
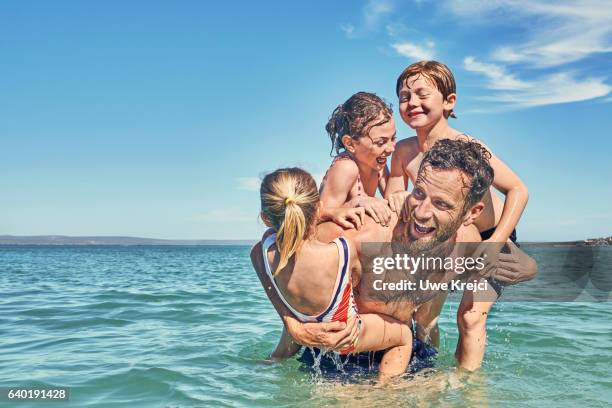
<box><xmin>328</xmin><ymin>207</ymin><xmax>365</xmax><ymax>230</ymax></box>
<box><xmin>387</xmin><ymin>191</ymin><xmax>410</xmax><ymax>217</ymax></box>
<box><xmin>356</xmin><ymin>196</ymin><xmax>392</xmax><ymax>227</ymax></box>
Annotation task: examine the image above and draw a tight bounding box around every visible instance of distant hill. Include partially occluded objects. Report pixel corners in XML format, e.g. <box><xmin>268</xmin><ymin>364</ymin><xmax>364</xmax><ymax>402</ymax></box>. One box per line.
<box><xmin>0</xmin><ymin>235</ymin><xmax>608</xmax><ymax>247</ymax></box>
<box><xmin>0</xmin><ymin>235</ymin><xmax>256</xmax><ymax>246</ymax></box>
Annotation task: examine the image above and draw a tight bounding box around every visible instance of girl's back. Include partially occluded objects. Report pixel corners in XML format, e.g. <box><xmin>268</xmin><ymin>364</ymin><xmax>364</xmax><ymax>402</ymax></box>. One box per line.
<box><xmin>264</xmin><ymin>235</ymin><xmax>352</xmax><ymax>318</ymax></box>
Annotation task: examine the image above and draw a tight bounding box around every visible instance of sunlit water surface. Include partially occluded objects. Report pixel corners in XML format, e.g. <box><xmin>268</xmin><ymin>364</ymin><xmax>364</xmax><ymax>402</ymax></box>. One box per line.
<box><xmin>1</xmin><ymin>245</ymin><xmax>610</xmax><ymax>407</ymax></box>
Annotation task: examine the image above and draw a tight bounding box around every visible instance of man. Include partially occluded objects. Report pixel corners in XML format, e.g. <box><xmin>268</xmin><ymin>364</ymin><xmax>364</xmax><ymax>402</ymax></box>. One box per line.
<box><xmin>252</xmin><ymin>138</ymin><xmax>537</xmax><ymax>371</ymax></box>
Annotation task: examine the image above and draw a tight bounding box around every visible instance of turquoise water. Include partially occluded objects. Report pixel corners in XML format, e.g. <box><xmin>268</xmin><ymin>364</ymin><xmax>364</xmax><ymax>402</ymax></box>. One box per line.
<box><xmin>1</xmin><ymin>245</ymin><xmax>611</xmax><ymax>407</ymax></box>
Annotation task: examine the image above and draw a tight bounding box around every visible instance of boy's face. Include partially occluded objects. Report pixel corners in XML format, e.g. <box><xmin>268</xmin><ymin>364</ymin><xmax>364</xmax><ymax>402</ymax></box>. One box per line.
<box><xmin>398</xmin><ymin>75</ymin><xmax>455</xmax><ymax>130</ymax></box>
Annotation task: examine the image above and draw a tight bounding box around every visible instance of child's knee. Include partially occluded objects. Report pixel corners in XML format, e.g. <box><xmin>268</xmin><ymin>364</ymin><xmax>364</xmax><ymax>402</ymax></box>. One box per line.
<box><xmin>457</xmin><ymin>308</ymin><xmax>488</xmax><ymax>335</ymax></box>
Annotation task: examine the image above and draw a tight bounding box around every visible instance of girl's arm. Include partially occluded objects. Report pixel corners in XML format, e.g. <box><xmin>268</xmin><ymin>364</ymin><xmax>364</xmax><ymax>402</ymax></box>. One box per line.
<box><xmin>319</xmin><ymin>159</ymin><xmax>359</xmax><ymax>220</ymax></box>
<box><xmin>487</xmin><ymin>152</ymin><xmax>529</xmax><ymax>243</ymax></box>
<box><xmin>321</xmin><ymin>159</ymin><xmax>392</xmax><ymax>226</ymax></box>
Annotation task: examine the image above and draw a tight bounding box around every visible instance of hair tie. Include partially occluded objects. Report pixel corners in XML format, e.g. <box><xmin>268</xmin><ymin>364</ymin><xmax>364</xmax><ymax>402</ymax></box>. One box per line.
<box><xmin>284</xmin><ymin>196</ymin><xmax>296</xmax><ymax>205</ymax></box>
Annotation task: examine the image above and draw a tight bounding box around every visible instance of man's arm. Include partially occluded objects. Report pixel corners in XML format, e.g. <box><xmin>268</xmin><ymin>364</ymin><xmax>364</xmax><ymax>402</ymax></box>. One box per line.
<box><xmin>250</xmin><ymin>243</ymin><xmax>358</xmax><ymax>350</ymax></box>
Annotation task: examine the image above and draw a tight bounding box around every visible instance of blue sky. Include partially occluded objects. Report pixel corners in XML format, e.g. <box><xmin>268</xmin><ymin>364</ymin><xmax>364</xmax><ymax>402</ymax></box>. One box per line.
<box><xmin>1</xmin><ymin>0</ymin><xmax>610</xmax><ymax>241</ymax></box>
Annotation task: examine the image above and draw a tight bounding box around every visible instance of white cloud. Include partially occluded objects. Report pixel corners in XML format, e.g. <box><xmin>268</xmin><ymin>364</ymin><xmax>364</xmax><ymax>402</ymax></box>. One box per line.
<box><xmin>188</xmin><ymin>208</ymin><xmax>254</xmax><ymax>223</ymax></box>
<box><xmin>340</xmin><ymin>23</ymin><xmax>355</xmax><ymax>38</ymax></box>
<box><xmin>448</xmin><ymin>2</ymin><xmax>612</xmax><ymax>110</ymax></box>
<box><xmin>236</xmin><ymin>177</ymin><xmax>260</xmax><ymax>191</ymax></box>
<box><xmin>364</xmin><ymin>0</ymin><xmax>394</xmax><ymax>30</ymax></box>
<box><xmin>340</xmin><ymin>0</ymin><xmax>395</xmax><ymax>38</ymax></box>
<box><xmin>391</xmin><ymin>41</ymin><xmax>435</xmax><ymax>60</ymax></box>
<box><xmin>465</xmin><ymin>60</ymin><xmax>611</xmax><ymax>110</ymax></box>
<box><xmin>463</xmin><ymin>57</ymin><xmax>530</xmax><ymax>90</ymax></box>
<box><xmin>385</xmin><ymin>22</ymin><xmax>408</xmax><ymax>37</ymax></box>
<box><xmin>447</xmin><ymin>0</ymin><xmax>612</xmax><ymax>68</ymax></box>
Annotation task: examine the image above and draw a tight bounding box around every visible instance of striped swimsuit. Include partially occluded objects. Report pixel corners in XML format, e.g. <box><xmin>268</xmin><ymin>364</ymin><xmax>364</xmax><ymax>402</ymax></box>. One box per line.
<box><xmin>262</xmin><ymin>233</ymin><xmax>360</xmax><ymax>354</ymax></box>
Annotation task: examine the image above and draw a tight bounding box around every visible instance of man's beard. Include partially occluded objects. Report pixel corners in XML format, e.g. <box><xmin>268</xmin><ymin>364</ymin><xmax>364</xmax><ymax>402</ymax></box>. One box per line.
<box><xmin>400</xmin><ymin>212</ymin><xmax>463</xmax><ymax>255</ymax></box>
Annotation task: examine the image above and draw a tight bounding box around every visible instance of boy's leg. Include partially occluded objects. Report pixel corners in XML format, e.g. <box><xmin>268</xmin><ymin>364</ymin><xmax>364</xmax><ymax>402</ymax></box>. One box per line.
<box><xmin>414</xmin><ymin>292</ymin><xmax>448</xmax><ymax>349</ymax></box>
<box><xmin>455</xmin><ymin>282</ymin><xmax>497</xmax><ymax>371</ymax></box>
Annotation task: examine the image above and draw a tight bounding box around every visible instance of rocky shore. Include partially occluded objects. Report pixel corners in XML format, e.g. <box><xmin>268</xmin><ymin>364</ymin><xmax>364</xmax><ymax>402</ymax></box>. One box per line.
<box><xmin>584</xmin><ymin>236</ymin><xmax>612</xmax><ymax>246</ymax></box>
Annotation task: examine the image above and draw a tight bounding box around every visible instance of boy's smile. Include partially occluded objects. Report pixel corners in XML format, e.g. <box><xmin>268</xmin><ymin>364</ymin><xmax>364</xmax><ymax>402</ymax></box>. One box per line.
<box><xmin>398</xmin><ymin>75</ymin><xmax>454</xmax><ymax>130</ymax></box>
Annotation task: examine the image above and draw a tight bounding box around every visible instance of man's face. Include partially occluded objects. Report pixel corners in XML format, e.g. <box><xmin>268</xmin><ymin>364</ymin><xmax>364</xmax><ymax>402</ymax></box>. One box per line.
<box><xmin>403</xmin><ymin>166</ymin><xmax>469</xmax><ymax>252</ymax></box>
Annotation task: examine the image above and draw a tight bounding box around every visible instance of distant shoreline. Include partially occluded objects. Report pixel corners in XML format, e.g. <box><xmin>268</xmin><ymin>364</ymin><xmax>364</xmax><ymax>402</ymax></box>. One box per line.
<box><xmin>0</xmin><ymin>234</ymin><xmax>608</xmax><ymax>247</ymax></box>
<box><xmin>0</xmin><ymin>235</ymin><xmax>256</xmax><ymax>246</ymax></box>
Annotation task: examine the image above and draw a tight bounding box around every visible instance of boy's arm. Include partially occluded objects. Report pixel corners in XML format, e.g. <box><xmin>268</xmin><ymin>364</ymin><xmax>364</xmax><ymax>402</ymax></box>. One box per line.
<box><xmin>386</xmin><ymin>138</ymin><xmax>416</xmax><ymax>216</ymax></box>
<box><xmin>377</xmin><ymin>164</ymin><xmax>390</xmax><ymax>196</ymax></box>
<box><xmin>487</xmin><ymin>152</ymin><xmax>529</xmax><ymax>243</ymax></box>
<box><xmin>385</xmin><ymin>139</ymin><xmax>411</xmax><ymax>198</ymax></box>
<box><xmin>250</xmin><ymin>243</ymin><xmax>358</xmax><ymax>350</ymax></box>
<box><xmin>469</xmin><ymin>138</ymin><xmax>528</xmax><ymax>243</ymax></box>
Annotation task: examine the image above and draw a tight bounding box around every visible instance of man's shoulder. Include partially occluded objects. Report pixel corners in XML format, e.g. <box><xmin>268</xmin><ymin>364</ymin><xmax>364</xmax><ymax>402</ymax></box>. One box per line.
<box><xmin>353</xmin><ymin>213</ymin><xmax>397</xmax><ymax>244</ymax></box>
<box><xmin>456</xmin><ymin>224</ymin><xmax>481</xmax><ymax>243</ymax></box>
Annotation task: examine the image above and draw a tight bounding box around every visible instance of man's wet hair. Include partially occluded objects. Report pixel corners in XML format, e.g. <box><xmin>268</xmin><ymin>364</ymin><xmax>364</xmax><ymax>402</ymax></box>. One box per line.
<box><xmin>419</xmin><ymin>138</ymin><xmax>494</xmax><ymax>209</ymax></box>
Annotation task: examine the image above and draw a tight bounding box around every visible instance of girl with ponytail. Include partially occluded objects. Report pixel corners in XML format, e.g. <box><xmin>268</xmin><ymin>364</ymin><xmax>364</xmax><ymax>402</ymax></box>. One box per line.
<box><xmin>254</xmin><ymin>167</ymin><xmax>412</xmax><ymax>382</ymax></box>
<box><xmin>320</xmin><ymin>92</ymin><xmax>398</xmax><ymax>229</ymax></box>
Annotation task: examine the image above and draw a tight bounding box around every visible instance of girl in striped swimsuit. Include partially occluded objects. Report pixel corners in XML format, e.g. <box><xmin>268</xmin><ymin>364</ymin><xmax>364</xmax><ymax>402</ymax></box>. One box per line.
<box><xmin>255</xmin><ymin>167</ymin><xmax>412</xmax><ymax>382</ymax></box>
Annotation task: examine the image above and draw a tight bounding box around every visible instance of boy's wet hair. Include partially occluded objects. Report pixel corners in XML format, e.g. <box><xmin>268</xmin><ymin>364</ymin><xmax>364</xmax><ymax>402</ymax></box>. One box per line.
<box><xmin>419</xmin><ymin>138</ymin><xmax>494</xmax><ymax>210</ymax></box>
<box><xmin>326</xmin><ymin>91</ymin><xmax>393</xmax><ymax>156</ymax></box>
<box><xmin>396</xmin><ymin>60</ymin><xmax>457</xmax><ymax>119</ymax></box>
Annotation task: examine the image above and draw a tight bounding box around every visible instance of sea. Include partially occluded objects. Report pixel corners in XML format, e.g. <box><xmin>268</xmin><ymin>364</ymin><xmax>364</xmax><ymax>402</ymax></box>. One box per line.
<box><xmin>1</xmin><ymin>245</ymin><xmax>611</xmax><ymax>407</ymax></box>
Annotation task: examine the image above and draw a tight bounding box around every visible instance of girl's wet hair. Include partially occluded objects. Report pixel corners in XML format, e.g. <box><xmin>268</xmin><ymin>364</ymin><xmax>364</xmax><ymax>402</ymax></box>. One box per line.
<box><xmin>396</xmin><ymin>60</ymin><xmax>457</xmax><ymax>119</ymax></box>
<box><xmin>260</xmin><ymin>167</ymin><xmax>319</xmax><ymax>276</ymax></box>
<box><xmin>325</xmin><ymin>92</ymin><xmax>393</xmax><ymax>156</ymax></box>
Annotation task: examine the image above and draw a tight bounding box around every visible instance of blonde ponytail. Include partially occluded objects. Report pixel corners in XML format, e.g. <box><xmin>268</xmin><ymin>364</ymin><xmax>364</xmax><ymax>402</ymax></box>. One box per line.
<box><xmin>260</xmin><ymin>168</ymin><xmax>319</xmax><ymax>276</ymax></box>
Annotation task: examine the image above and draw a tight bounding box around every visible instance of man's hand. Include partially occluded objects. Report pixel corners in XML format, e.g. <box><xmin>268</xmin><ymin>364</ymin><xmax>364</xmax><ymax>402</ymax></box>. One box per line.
<box><xmin>473</xmin><ymin>241</ymin><xmax>505</xmax><ymax>280</ymax></box>
<box><xmin>492</xmin><ymin>242</ymin><xmax>538</xmax><ymax>285</ymax></box>
<box><xmin>356</xmin><ymin>196</ymin><xmax>392</xmax><ymax>227</ymax></box>
<box><xmin>285</xmin><ymin>317</ymin><xmax>359</xmax><ymax>350</ymax></box>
